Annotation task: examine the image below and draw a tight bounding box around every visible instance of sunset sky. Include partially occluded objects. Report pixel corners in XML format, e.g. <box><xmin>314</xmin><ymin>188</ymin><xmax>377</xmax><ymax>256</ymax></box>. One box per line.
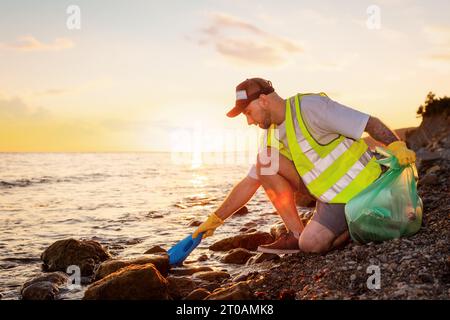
<box><xmin>1</xmin><ymin>0</ymin><xmax>450</xmax><ymax>152</ymax></box>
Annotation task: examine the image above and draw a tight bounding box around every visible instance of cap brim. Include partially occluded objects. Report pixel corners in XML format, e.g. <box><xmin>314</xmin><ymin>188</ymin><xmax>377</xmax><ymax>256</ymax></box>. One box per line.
<box><xmin>226</xmin><ymin>100</ymin><xmax>249</xmax><ymax>118</ymax></box>
<box><xmin>226</xmin><ymin>106</ymin><xmax>242</xmax><ymax>118</ymax></box>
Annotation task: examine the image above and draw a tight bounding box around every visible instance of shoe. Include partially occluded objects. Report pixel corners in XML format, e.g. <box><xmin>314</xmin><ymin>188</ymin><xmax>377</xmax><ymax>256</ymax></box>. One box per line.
<box><xmin>257</xmin><ymin>232</ymin><xmax>300</xmax><ymax>254</ymax></box>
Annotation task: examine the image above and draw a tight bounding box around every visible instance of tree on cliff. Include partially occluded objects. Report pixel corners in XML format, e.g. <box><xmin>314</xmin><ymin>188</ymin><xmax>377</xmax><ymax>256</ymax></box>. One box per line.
<box><xmin>416</xmin><ymin>92</ymin><xmax>450</xmax><ymax>118</ymax></box>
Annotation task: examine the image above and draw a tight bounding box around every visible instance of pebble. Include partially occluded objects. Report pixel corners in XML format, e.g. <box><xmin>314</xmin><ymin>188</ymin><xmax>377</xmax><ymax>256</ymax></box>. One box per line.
<box><xmin>400</xmin><ymin>256</ymin><xmax>413</xmax><ymax>263</ymax></box>
<box><xmin>197</xmin><ymin>254</ymin><xmax>208</xmax><ymax>262</ymax></box>
<box><xmin>402</xmin><ymin>239</ymin><xmax>414</xmax><ymax>245</ymax></box>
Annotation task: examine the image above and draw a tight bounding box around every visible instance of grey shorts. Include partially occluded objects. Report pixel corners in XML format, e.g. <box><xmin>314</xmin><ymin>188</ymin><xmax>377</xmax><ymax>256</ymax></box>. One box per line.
<box><xmin>311</xmin><ymin>201</ymin><xmax>348</xmax><ymax>236</ymax></box>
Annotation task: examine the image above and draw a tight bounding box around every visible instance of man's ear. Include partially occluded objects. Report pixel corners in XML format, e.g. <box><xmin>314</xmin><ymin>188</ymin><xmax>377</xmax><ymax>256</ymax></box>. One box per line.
<box><xmin>258</xmin><ymin>94</ymin><xmax>269</xmax><ymax>108</ymax></box>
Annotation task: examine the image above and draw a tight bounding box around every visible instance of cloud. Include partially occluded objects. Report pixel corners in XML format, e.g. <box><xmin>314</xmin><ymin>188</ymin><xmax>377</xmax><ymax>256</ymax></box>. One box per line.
<box><xmin>34</xmin><ymin>88</ymin><xmax>69</xmax><ymax>96</ymax></box>
<box><xmin>0</xmin><ymin>35</ymin><xmax>74</xmax><ymax>52</ymax></box>
<box><xmin>0</xmin><ymin>96</ymin><xmax>49</xmax><ymax>120</ymax></box>
<box><xmin>296</xmin><ymin>9</ymin><xmax>337</xmax><ymax>26</ymax></box>
<box><xmin>428</xmin><ymin>53</ymin><xmax>450</xmax><ymax>61</ymax></box>
<box><xmin>422</xmin><ymin>25</ymin><xmax>450</xmax><ymax>64</ymax></box>
<box><xmin>303</xmin><ymin>53</ymin><xmax>360</xmax><ymax>72</ymax></box>
<box><xmin>197</xmin><ymin>12</ymin><xmax>302</xmax><ymax>66</ymax></box>
<box><xmin>422</xmin><ymin>25</ymin><xmax>450</xmax><ymax>46</ymax></box>
<box><xmin>32</xmin><ymin>78</ymin><xmax>112</xmax><ymax>97</ymax></box>
<box><xmin>352</xmin><ymin>19</ymin><xmax>405</xmax><ymax>41</ymax></box>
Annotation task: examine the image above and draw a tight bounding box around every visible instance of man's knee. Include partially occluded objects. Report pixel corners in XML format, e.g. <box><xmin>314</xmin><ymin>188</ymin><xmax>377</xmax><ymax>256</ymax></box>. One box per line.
<box><xmin>298</xmin><ymin>233</ymin><xmax>332</xmax><ymax>254</ymax></box>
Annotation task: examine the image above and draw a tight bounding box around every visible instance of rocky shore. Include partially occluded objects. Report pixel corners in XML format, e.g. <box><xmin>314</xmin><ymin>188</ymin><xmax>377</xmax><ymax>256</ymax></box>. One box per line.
<box><xmin>248</xmin><ymin>164</ymin><xmax>449</xmax><ymax>300</ymax></box>
<box><xmin>19</xmin><ymin>152</ymin><xmax>449</xmax><ymax>300</ymax></box>
<box><xmin>246</xmin><ymin>108</ymin><xmax>450</xmax><ymax>300</ymax></box>
<box><xmin>17</xmin><ymin>105</ymin><xmax>449</xmax><ymax>300</ymax></box>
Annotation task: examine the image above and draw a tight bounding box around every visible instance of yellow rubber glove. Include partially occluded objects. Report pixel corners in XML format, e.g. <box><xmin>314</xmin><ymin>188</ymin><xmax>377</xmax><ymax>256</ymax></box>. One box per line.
<box><xmin>386</xmin><ymin>141</ymin><xmax>416</xmax><ymax>166</ymax></box>
<box><xmin>192</xmin><ymin>213</ymin><xmax>223</xmax><ymax>239</ymax></box>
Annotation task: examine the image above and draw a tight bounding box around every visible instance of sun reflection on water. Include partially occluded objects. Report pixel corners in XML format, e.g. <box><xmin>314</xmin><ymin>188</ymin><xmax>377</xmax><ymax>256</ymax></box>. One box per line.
<box><xmin>189</xmin><ymin>174</ymin><xmax>208</xmax><ymax>188</ymax></box>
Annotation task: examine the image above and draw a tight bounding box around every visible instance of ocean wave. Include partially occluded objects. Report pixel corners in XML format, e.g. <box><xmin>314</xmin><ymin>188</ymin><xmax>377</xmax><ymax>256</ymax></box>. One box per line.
<box><xmin>0</xmin><ymin>173</ymin><xmax>111</xmax><ymax>189</ymax></box>
<box><xmin>0</xmin><ymin>178</ymin><xmax>48</xmax><ymax>189</ymax></box>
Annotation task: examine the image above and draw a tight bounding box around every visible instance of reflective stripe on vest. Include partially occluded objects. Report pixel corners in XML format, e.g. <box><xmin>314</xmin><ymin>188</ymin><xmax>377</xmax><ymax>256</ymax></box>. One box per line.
<box><xmin>267</xmin><ymin>123</ymin><xmax>292</xmax><ymax>161</ymax></box>
<box><xmin>268</xmin><ymin>93</ymin><xmax>381</xmax><ymax>204</ymax></box>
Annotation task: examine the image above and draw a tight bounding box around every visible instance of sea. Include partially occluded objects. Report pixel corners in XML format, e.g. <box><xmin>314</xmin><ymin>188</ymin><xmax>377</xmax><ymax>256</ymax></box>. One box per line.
<box><xmin>0</xmin><ymin>152</ymin><xmax>290</xmax><ymax>299</ymax></box>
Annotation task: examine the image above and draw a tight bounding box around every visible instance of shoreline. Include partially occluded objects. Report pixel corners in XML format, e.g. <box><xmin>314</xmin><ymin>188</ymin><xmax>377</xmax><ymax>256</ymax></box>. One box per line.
<box><xmin>4</xmin><ymin>117</ymin><xmax>450</xmax><ymax>300</ymax></box>
<box><xmin>12</xmin><ymin>156</ymin><xmax>448</xmax><ymax>300</ymax></box>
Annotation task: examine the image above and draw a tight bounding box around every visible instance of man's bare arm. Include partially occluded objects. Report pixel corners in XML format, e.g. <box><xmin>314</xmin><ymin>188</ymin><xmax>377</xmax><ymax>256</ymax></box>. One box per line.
<box><xmin>214</xmin><ymin>176</ymin><xmax>260</xmax><ymax>221</ymax></box>
<box><xmin>364</xmin><ymin>116</ymin><xmax>400</xmax><ymax>145</ymax></box>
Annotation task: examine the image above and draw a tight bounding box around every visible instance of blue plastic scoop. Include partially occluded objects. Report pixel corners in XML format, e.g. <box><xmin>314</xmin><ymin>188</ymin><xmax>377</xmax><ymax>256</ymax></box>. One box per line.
<box><xmin>168</xmin><ymin>233</ymin><xmax>203</xmax><ymax>266</ymax></box>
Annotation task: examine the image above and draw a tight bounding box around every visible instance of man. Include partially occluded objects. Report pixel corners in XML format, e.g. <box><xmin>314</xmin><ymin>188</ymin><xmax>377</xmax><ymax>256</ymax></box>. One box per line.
<box><xmin>193</xmin><ymin>78</ymin><xmax>416</xmax><ymax>254</ymax></box>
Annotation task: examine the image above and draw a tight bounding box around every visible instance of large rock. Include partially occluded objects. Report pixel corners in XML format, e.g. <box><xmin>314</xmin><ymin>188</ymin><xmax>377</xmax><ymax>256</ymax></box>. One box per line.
<box><xmin>270</xmin><ymin>222</ymin><xmax>288</xmax><ymax>241</ymax></box>
<box><xmin>197</xmin><ymin>281</ymin><xmax>221</xmax><ymax>293</ymax></box>
<box><xmin>246</xmin><ymin>252</ymin><xmax>280</xmax><ymax>265</ymax></box>
<box><xmin>21</xmin><ymin>272</ymin><xmax>70</xmax><ymax>300</ymax></box>
<box><xmin>144</xmin><ymin>246</ymin><xmax>167</xmax><ymax>254</ymax></box>
<box><xmin>22</xmin><ymin>271</ymin><xmax>70</xmax><ymax>289</ymax></box>
<box><xmin>405</xmin><ymin>113</ymin><xmax>450</xmax><ymax>151</ymax></box>
<box><xmin>419</xmin><ymin>173</ymin><xmax>439</xmax><ymax>186</ymax></box>
<box><xmin>233</xmin><ymin>206</ymin><xmax>249</xmax><ymax>216</ymax></box>
<box><xmin>221</xmin><ymin>248</ymin><xmax>255</xmax><ymax>264</ymax></box>
<box><xmin>193</xmin><ymin>271</ymin><xmax>230</xmax><ymax>283</ymax></box>
<box><xmin>84</xmin><ymin>264</ymin><xmax>169</xmax><ymax>300</ymax></box>
<box><xmin>270</xmin><ymin>218</ymin><xmax>310</xmax><ymax>241</ymax></box>
<box><xmin>232</xmin><ymin>271</ymin><xmax>260</xmax><ymax>283</ymax></box>
<box><xmin>41</xmin><ymin>239</ymin><xmax>111</xmax><ymax>276</ymax></box>
<box><xmin>416</xmin><ymin>148</ymin><xmax>442</xmax><ymax>162</ymax></box>
<box><xmin>94</xmin><ymin>254</ymin><xmax>169</xmax><ymax>280</ymax></box>
<box><xmin>21</xmin><ymin>282</ymin><xmax>59</xmax><ymax>300</ymax></box>
<box><xmin>209</xmin><ymin>232</ymin><xmax>274</xmax><ymax>252</ymax></box>
<box><xmin>167</xmin><ymin>276</ymin><xmax>198</xmax><ymax>300</ymax></box>
<box><xmin>205</xmin><ymin>282</ymin><xmax>255</xmax><ymax>300</ymax></box>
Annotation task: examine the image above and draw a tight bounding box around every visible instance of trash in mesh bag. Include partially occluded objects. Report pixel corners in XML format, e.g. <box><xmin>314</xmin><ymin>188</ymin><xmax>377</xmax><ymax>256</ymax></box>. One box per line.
<box><xmin>345</xmin><ymin>147</ymin><xmax>423</xmax><ymax>243</ymax></box>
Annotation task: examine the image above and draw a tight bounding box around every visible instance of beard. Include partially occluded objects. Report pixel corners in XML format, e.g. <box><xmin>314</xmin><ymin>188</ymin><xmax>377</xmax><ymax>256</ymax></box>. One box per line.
<box><xmin>258</xmin><ymin>109</ymin><xmax>272</xmax><ymax>129</ymax></box>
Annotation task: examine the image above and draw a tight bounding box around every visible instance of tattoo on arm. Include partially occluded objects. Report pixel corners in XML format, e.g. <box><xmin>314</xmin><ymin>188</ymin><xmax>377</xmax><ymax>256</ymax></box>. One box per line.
<box><xmin>365</xmin><ymin>116</ymin><xmax>400</xmax><ymax>145</ymax></box>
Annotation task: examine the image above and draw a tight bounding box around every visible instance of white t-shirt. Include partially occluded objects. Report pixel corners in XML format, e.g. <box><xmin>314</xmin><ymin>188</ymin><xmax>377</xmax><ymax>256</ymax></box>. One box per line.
<box><xmin>248</xmin><ymin>94</ymin><xmax>370</xmax><ymax>180</ymax></box>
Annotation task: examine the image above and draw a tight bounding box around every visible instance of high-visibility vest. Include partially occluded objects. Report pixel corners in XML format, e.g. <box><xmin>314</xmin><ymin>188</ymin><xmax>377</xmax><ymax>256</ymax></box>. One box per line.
<box><xmin>267</xmin><ymin>93</ymin><xmax>381</xmax><ymax>204</ymax></box>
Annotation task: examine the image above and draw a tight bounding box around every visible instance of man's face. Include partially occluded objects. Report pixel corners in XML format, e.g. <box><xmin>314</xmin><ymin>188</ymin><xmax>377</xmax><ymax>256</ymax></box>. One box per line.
<box><xmin>243</xmin><ymin>97</ymin><xmax>272</xmax><ymax>129</ymax></box>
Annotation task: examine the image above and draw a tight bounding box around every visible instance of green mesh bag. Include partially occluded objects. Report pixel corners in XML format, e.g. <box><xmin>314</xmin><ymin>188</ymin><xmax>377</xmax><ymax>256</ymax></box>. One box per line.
<box><xmin>345</xmin><ymin>147</ymin><xmax>423</xmax><ymax>243</ymax></box>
